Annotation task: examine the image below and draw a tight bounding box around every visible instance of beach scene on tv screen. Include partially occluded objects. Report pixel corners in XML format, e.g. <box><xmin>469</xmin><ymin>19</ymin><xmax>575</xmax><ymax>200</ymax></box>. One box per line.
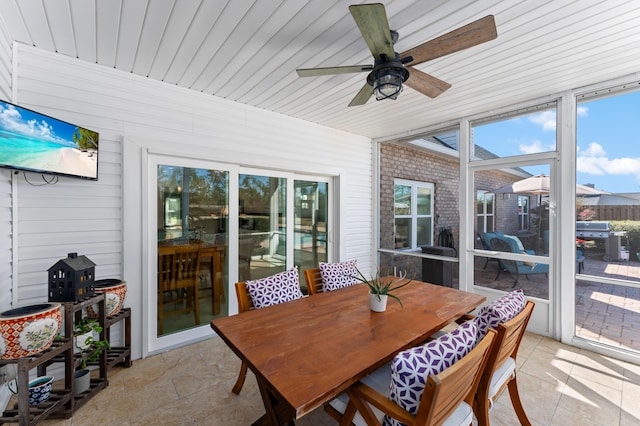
<box><xmin>0</xmin><ymin>101</ymin><xmax>98</xmax><ymax>179</ymax></box>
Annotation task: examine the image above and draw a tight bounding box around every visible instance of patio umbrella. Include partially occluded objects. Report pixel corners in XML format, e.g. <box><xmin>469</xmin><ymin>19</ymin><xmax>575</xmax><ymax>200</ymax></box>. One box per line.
<box><xmin>492</xmin><ymin>174</ymin><xmax>609</xmax><ymax>195</ymax></box>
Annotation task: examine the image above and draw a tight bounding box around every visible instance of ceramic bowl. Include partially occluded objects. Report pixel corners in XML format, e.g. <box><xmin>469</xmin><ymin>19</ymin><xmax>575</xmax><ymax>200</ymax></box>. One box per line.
<box><xmin>28</xmin><ymin>376</ymin><xmax>54</xmax><ymax>405</ymax></box>
<box><xmin>86</xmin><ymin>279</ymin><xmax>127</xmax><ymax>317</ymax></box>
<box><xmin>8</xmin><ymin>375</ymin><xmax>54</xmax><ymax>405</ymax></box>
<box><xmin>0</xmin><ymin>303</ymin><xmax>62</xmax><ymax>359</ymax></box>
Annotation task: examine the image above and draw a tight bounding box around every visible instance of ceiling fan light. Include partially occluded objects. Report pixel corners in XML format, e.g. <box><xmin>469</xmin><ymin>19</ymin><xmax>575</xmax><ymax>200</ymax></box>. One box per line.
<box><xmin>374</xmin><ymin>70</ymin><xmax>404</xmax><ymax>100</ymax></box>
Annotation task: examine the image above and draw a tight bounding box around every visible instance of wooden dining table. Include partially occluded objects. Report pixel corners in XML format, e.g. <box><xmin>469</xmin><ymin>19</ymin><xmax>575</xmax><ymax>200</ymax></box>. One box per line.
<box><xmin>210</xmin><ymin>278</ymin><xmax>485</xmax><ymax>425</ymax></box>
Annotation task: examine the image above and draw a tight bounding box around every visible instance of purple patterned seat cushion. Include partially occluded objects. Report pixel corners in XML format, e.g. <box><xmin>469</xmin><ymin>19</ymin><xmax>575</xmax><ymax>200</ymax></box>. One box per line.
<box><xmin>245</xmin><ymin>267</ymin><xmax>303</xmax><ymax>309</ymax></box>
<box><xmin>476</xmin><ymin>289</ymin><xmax>525</xmax><ymax>339</ymax></box>
<box><xmin>319</xmin><ymin>260</ymin><xmax>358</xmax><ymax>292</ymax></box>
<box><xmin>384</xmin><ymin>320</ymin><xmax>478</xmax><ymax>426</ymax></box>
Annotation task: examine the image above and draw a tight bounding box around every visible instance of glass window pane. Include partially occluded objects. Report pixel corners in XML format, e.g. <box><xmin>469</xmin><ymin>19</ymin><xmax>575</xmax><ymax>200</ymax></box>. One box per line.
<box><xmin>294</xmin><ymin>180</ymin><xmax>328</xmax><ymax>292</ymax></box>
<box><xmin>395</xmin><ymin>218</ymin><xmax>411</xmax><ymax>249</ymax></box>
<box><xmin>417</xmin><ymin>186</ymin><xmax>432</xmax><ymax>215</ymax></box>
<box><xmin>417</xmin><ymin>217</ymin><xmax>432</xmax><ymax>247</ymax></box>
<box><xmin>239</xmin><ymin>174</ymin><xmax>287</xmax><ymax>281</ymax></box>
<box><xmin>486</xmin><ymin>193</ymin><xmax>494</xmax><ymax>214</ymax></box>
<box><xmin>394</xmin><ymin>184</ymin><xmax>412</xmax><ymax>215</ymax></box>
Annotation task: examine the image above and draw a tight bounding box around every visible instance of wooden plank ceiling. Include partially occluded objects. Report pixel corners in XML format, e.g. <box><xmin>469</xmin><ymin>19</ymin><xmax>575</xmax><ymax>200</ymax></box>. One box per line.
<box><xmin>1</xmin><ymin>0</ymin><xmax>639</xmax><ymax>140</ymax></box>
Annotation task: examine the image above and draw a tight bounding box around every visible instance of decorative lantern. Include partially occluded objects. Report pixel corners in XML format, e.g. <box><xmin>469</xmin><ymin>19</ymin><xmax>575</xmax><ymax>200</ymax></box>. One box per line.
<box><xmin>48</xmin><ymin>252</ymin><xmax>96</xmax><ymax>302</ymax></box>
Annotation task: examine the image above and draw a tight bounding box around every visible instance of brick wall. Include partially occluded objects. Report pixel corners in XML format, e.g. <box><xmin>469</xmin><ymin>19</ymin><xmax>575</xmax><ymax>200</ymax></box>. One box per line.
<box><xmin>380</xmin><ymin>143</ymin><xmax>528</xmax><ymax>255</ymax></box>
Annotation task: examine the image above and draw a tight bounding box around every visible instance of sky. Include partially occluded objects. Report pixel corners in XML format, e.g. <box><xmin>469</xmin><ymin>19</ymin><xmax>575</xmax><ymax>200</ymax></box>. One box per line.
<box><xmin>0</xmin><ymin>100</ymin><xmax>77</xmax><ymax>147</ymax></box>
<box><xmin>473</xmin><ymin>90</ymin><xmax>640</xmax><ymax>194</ymax></box>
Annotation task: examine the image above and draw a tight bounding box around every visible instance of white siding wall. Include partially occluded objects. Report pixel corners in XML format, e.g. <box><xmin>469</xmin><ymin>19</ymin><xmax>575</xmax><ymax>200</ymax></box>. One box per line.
<box><xmin>0</xmin><ymin>18</ymin><xmax>12</xmax><ymax>313</ymax></box>
<box><xmin>12</xmin><ymin>44</ymin><xmax>373</xmax><ymax>359</ymax></box>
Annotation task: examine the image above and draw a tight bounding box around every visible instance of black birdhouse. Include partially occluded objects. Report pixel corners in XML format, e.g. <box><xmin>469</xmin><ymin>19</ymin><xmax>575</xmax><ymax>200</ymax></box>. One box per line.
<box><xmin>48</xmin><ymin>252</ymin><xmax>96</xmax><ymax>302</ymax></box>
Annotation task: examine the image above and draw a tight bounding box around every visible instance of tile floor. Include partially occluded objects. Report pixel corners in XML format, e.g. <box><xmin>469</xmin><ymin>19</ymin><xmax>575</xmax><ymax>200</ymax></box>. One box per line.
<box><xmin>39</xmin><ymin>331</ymin><xmax>640</xmax><ymax>426</ymax></box>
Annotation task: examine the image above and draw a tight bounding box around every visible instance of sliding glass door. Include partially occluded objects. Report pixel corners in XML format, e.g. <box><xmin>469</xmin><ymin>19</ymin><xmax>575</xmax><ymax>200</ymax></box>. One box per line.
<box><xmin>148</xmin><ymin>158</ymin><xmax>333</xmax><ymax>353</ymax></box>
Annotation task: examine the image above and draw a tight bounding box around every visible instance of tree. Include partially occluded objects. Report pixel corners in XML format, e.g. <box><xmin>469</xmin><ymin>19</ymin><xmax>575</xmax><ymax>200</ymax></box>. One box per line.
<box><xmin>72</xmin><ymin>128</ymin><xmax>99</xmax><ymax>150</ymax></box>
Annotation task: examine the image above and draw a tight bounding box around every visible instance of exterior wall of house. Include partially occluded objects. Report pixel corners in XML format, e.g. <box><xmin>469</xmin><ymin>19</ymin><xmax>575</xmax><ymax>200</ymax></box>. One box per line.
<box><xmin>8</xmin><ymin>44</ymin><xmax>374</xmax><ymax>360</ymax></box>
<box><xmin>475</xmin><ymin>169</ymin><xmax>527</xmax><ymax>236</ymax></box>
<box><xmin>379</xmin><ymin>143</ymin><xmax>531</xmax><ymax>279</ymax></box>
<box><xmin>0</xmin><ymin>21</ymin><xmax>12</xmax><ymax>313</ymax></box>
<box><xmin>379</xmin><ymin>143</ymin><xmax>459</xmax><ymax>278</ymax></box>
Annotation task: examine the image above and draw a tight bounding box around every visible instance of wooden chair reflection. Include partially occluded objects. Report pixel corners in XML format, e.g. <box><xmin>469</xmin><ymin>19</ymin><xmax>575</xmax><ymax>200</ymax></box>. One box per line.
<box><xmin>303</xmin><ymin>268</ymin><xmax>323</xmax><ymax>295</ymax></box>
<box><xmin>197</xmin><ymin>245</ymin><xmax>226</xmax><ymax>315</ymax></box>
<box><xmin>157</xmin><ymin>245</ymin><xmax>201</xmax><ymax>335</ymax></box>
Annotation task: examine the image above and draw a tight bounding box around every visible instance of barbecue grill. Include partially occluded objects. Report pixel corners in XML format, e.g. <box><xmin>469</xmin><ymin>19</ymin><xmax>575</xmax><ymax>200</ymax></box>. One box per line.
<box><xmin>576</xmin><ymin>221</ymin><xmax>627</xmax><ymax>261</ymax></box>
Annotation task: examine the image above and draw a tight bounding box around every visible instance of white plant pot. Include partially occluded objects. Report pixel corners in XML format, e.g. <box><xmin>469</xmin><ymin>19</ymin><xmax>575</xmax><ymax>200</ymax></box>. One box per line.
<box><xmin>74</xmin><ymin>369</ymin><xmax>91</xmax><ymax>395</ymax></box>
<box><xmin>369</xmin><ymin>292</ymin><xmax>388</xmax><ymax>312</ymax></box>
<box><xmin>74</xmin><ymin>331</ymin><xmax>96</xmax><ymax>353</ymax></box>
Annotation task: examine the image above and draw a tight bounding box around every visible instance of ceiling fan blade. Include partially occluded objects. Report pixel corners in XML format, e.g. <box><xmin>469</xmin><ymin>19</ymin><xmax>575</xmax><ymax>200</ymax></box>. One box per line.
<box><xmin>401</xmin><ymin>15</ymin><xmax>497</xmax><ymax>66</ymax></box>
<box><xmin>296</xmin><ymin>65</ymin><xmax>373</xmax><ymax>77</ymax></box>
<box><xmin>348</xmin><ymin>82</ymin><xmax>373</xmax><ymax>107</ymax></box>
<box><xmin>405</xmin><ymin>67</ymin><xmax>452</xmax><ymax>98</ymax></box>
<box><xmin>349</xmin><ymin>3</ymin><xmax>395</xmax><ymax>61</ymax></box>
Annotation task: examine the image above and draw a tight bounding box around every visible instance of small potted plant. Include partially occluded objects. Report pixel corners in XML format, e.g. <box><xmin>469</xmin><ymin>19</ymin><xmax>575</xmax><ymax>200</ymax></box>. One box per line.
<box><xmin>73</xmin><ymin>318</ymin><xmax>110</xmax><ymax>395</ymax></box>
<box><xmin>352</xmin><ymin>268</ymin><xmax>412</xmax><ymax>312</ymax></box>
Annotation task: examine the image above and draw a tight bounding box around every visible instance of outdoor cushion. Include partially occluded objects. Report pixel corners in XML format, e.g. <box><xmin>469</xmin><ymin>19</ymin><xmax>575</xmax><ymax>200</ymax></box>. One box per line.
<box><xmin>385</xmin><ymin>320</ymin><xmax>478</xmax><ymax>426</ymax></box>
<box><xmin>319</xmin><ymin>259</ymin><xmax>358</xmax><ymax>292</ymax></box>
<box><xmin>488</xmin><ymin>357</ymin><xmax>516</xmax><ymax>402</ymax></box>
<box><xmin>475</xmin><ymin>289</ymin><xmax>525</xmax><ymax>339</ymax></box>
<box><xmin>329</xmin><ymin>373</ymin><xmax>472</xmax><ymax>426</ymax></box>
<box><xmin>245</xmin><ymin>266</ymin><xmax>303</xmax><ymax>309</ymax></box>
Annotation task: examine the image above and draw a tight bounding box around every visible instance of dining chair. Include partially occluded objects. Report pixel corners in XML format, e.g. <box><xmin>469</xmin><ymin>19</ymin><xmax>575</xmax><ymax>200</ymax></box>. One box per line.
<box><xmin>231</xmin><ymin>281</ymin><xmax>253</xmax><ymax>395</ymax></box>
<box><xmin>303</xmin><ymin>268</ymin><xmax>323</xmax><ymax>295</ymax></box>
<box><xmin>473</xmin><ymin>298</ymin><xmax>535</xmax><ymax>426</ymax></box>
<box><xmin>231</xmin><ymin>267</ymin><xmax>304</xmax><ymax>394</ymax></box>
<box><xmin>197</xmin><ymin>245</ymin><xmax>226</xmax><ymax>314</ymax></box>
<box><xmin>157</xmin><ymin>244</ymin><xmax>201</xmax><ymax>335</ymax></box>
<box><xmin>325</xmin><ymin>322</ymin><xmax>497</xmax><ymax>426</ymax></box>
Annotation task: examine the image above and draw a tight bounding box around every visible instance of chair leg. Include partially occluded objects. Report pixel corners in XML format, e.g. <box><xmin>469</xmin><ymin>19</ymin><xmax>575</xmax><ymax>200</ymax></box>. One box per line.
<box><xmin>191</xmin><ymin>286</ymin><xmax>201</xmax><ymax>326</ymax></box>
<box><xmin>483</xmin><ymin>257</ymin><xmax>489</xmax><ymax>269</ymax></box>
<box><xmin>474</xmin><ymin>397</ymin><xmax>491</xmax><ymax>426</ymax></box>
<box><xmin>494</xmin><ymin>268</ymin><xmax>502</xmax><ymax>281</ymax></box>
<box><xmin>232</xmin><ymin>361</ymin><xmax>248</xmax><ymax>394</ymax></box>
<box><xmin>507</xmin><ymin>378</ymin><xmax>532</xmax><ymax>426</ymax></box>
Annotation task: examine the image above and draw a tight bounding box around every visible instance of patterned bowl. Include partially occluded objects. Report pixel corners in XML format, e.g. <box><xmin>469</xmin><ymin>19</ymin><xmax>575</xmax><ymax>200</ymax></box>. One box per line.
<box><xmin>8</xmin><ymin>376</ymin><xmax>54</xmax><ymax>405</ymax></box>
<box><xmin>28</xmin><ymin>376</ymin><xmax>54</xmax><ymax>405</ymax></box>
<box><xmin>0</xmin><ymin>303</ymin><xmax>62</xmax><ymax>359</ymax></box>
<box><xmin>86</xmin><ymin>279</ymin><xmax>127</xmax><ymax>318</ymax></box>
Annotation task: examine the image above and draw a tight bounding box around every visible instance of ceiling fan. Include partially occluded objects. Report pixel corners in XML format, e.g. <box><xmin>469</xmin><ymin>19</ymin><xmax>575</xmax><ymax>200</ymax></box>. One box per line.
<box><xmin>296</xmin><ymin>3</ymin><xmax>497</xmax><ymax>107</ymax></box>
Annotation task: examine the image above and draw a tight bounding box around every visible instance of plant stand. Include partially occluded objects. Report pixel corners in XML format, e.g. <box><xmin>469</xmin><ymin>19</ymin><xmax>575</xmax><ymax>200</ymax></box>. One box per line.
<box><xmin>100</xmin><ymin>308</ymin><xmax>132</xmax><ymax>370</ymax></box>
<box><xmin>0</xmin><ymin>295</ymin><xmax>132</xmax><ymax>425</ymax></box>
<box><xmin>0</xmin><ymin>339</ymin><xmax>73</xmax><ymax>425</ymax></box>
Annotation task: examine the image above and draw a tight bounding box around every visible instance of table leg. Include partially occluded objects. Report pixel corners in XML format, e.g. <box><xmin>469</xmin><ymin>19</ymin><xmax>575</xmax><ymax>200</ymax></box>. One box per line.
<box><xmin>253</xmin><ymin>379</ymin><xmax>295</xmax><ymax>426</ymax></box>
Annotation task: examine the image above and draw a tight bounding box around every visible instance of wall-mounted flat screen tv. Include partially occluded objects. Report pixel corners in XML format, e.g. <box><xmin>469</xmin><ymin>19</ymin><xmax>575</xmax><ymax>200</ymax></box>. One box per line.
<box><xmin>0</xmin><ymin>100</ymin><xmax>98</xmax><ymax>180</ymax></box>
